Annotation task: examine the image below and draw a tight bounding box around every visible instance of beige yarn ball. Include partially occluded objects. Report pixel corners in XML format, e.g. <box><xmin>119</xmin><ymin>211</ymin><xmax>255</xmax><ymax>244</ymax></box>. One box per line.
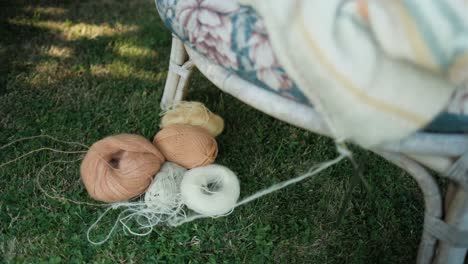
<box><xmin>80</xmin><ymin>134</ymin><xmax>165</xmax><ymax>203</ymax></box>
<box><xmin>160</xmin><ymin>101</ymin><xmax>224</xmax><ymax>137</ymax></box>
<box><xmin>153</xmin><ymin>124</ymin><xmax>218</xmax><ymax>169</ymax></box>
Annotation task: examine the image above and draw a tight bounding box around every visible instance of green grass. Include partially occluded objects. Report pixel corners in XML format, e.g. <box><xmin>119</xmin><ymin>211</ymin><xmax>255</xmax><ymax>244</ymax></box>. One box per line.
<box><xmin>0</xmin><ymin>1</ymin><xmax>426</xmax><ymax>263</ymax></box>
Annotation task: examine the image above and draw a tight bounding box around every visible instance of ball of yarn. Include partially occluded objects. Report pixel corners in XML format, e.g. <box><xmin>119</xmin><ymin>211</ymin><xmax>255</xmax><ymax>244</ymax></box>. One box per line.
<box><xmin>180</xmin><ymin>164</ymin><xmax>240</xmax><ymax>216</ymax></box>
<box><xmin>153</xmin><ymin>124</ymin><xmax>218</xmax><ymax>169</ymax></box>
<box><xmin>161</xmin><ymin>101</ymin><xmax>224</xmax><ymax>137</ymax></box>
<box><xmin>145</xmin><ymin>162</ymin><xmax>187</xmax><ymax>213</ymax></box>
<box><xmin>81</xmin><ymin>134</ymin><xmax>165</xmax><ymax>203</ymax></box>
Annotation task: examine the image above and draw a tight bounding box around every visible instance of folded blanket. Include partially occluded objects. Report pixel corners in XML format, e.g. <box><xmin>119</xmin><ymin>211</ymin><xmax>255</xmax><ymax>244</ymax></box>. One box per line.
<box><xmin>241</xmin><ymin>0</ymin><xmax>468</xmax><ymax>147</ymax></box>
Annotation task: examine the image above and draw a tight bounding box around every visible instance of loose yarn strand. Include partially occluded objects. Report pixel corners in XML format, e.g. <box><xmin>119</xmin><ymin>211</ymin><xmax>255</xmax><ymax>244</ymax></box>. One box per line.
<box><xmin>87</xmin><ymin>200</ymin><xmax>188</xmax><ymax>245</ymax></box>
<box><xmin>0</xmin><ymin>134</ymin><xmax>90</xmax><ymax>170</ymax></box>
<box><xmin>87</xmin><ymin>205</ymin><xmax>122</xmax><ymax>245</ymax></box>
<box><xmin>236</xmin><ymin>154</ymin><xmax>346</xmax><ymax>207</ymax></box>
<box><xmin>172</xmin><ymin>151</ymin><xmax>347</xmax><ymax>227</ymax></box>
<box><xmin>0</xmin><ymin>134</ymin><xmax>90</xmax><ymax>150</ymax></box>
<box><xmin>0</xmin><ymin>148</ymin><xmax>87</xmax><ymax>169</ymax></box>
<box><xmin>36</xmin><ymin>158</ymin><xmax>106</xmax><ymax>207</ymax></box>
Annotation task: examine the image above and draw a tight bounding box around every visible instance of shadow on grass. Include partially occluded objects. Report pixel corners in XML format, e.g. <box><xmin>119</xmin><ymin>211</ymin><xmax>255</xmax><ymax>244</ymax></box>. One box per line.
<box><xmin>0</xmin><ymin>0</ymin><xmax>171</xmax><ymax>96</ymax></box>
<box><xmin>0</xmin><ymin>0</ymin><xmax>175</xmax><ymax>143</ymax></box>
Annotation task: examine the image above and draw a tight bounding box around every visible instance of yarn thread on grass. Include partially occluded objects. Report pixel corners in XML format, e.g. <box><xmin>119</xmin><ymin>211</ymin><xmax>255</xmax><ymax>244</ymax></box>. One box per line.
<box><xmin>0</xmin><ymin>135</ymin><xmax>351</xmax><ymax>245</ymax></box>
<box><xmin>86</xmin><ymin>150</ymin><xmax>347</xmax><ymax>245</ymax></box>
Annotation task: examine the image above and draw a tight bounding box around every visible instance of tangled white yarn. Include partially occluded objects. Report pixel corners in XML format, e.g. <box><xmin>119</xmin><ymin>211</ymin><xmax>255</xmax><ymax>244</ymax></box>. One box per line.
<box><xmin>145</xmin><ymin>162</ymin><xmax>186</xmax><ymax>216</ymax></box>
<box><xmin>87</xmin><ymin>162</ymin><xmax>188</xmax><ymax>245</ymax></box>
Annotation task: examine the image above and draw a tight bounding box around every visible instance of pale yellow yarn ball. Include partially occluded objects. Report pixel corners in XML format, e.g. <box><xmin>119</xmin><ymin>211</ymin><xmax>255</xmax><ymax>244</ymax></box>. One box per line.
<box><xmin>160</xmin><ymin>101</ymin><xmax>224</xmax><ymax>137</ymax></box>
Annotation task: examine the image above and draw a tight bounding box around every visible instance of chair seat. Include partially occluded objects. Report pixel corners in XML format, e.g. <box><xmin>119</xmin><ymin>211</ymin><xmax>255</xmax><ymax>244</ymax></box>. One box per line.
<box><xmin>155</xmin><ymin>0</ymin><xmax>468</xmax><ymax>133</ymax></box>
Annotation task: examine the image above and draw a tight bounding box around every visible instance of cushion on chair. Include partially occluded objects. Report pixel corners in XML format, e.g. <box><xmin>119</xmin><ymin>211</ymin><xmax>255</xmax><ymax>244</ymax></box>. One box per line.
<box><xmin>155</xmin><ymin>0</ymin><xmax>310</xmax><ymax>106</ymax></box>
<box><xmin>155</xmin><ymin>0</ymin><xmax>468</xmax><ymax>133</ymax></box>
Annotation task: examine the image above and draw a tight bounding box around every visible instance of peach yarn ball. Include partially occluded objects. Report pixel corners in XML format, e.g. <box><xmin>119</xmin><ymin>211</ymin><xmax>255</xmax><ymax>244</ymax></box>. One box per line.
<box><xmin>80</xmin><ymin>134</ymin><xmax>165</xmax><ymax>203</ymax></box>
<box><xmin>153</xmin><ymin>124</ymin><xmax>218</xmax><ymax>169</ymax></box>
<box><xmin>160</xmin><ymin>101</ymin><xmax>224</xmax><ymax>137</ymax></box>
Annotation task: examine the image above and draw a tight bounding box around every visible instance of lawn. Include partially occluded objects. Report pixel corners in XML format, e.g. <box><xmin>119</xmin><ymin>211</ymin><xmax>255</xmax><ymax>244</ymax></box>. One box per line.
<box><xmin>1</xmin><ymin>1</ymin><xmax>426</xmax><ymax>263</ymax></box>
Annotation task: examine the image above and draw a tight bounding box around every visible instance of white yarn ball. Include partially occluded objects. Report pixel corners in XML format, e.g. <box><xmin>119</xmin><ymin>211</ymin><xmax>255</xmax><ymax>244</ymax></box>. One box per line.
<box><xmin>145</xmin><ymin>162</ymin><xmax>187</xmax><ymax>213</ymax></box>
<box><xmin>180</xmin><ymin>164</ymin><xmax>240</xmax><ymax>216</ymax></box>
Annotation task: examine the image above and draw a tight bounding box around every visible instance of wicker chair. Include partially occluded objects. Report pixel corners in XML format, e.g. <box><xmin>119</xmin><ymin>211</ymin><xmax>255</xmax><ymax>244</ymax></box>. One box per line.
<box><xmin>155</xmin><ymin>1</ymin><xmax>468</xmax><ymax>263</ymax></box>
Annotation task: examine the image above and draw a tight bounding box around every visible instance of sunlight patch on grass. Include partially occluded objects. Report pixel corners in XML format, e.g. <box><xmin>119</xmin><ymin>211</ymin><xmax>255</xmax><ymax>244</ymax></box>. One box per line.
<box><xmin>90</xmin><ymin>62</ymin><xmax>163</xmax><ymax>83</ymax></box>
<box><xmin>114</xmin><ymin>43</ymin><xmax>158</xmax><ymax>60</ymax></box>
<box><xmin>24</xmin><ymin>61</ymin><xmax>74</xmax><ymax>88</ymax></box>
<box><xmin>44</xmin><ymin>45</ymin><xmax>73</xmax><ymax>59</ymax></box>
<box><xmin>8</xmin><ymin>18</ymin><xmax>138</xmax><ymax>41</ymax></box>
<box><xmin>64</xmin><ymin>22</ymin><xmax>138</xmax><ymax>40</ymax></box>
<box><xmin>30</xmin><ymin>61</ymin><xmax>60</xmax><ymax>86</ymax></box>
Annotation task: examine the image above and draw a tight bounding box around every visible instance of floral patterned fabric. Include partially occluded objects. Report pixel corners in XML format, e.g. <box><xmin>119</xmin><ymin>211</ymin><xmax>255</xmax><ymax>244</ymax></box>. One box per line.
<box><xmin>155</xmin><ymin>0</ymin><xmax>468</xmax><ymax>133</ymax></box>
<box><xmin>155</xmin><ymin>0</ymin><xmax>310</xmax><ymax>105</ymax></box>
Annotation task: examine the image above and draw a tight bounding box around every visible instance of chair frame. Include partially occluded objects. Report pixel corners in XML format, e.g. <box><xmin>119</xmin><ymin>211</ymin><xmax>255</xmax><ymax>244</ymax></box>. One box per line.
<box><xmin>161</xmin><ymin>36</ymin><xmax>468</xmax><ymax>264</ymax></box>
